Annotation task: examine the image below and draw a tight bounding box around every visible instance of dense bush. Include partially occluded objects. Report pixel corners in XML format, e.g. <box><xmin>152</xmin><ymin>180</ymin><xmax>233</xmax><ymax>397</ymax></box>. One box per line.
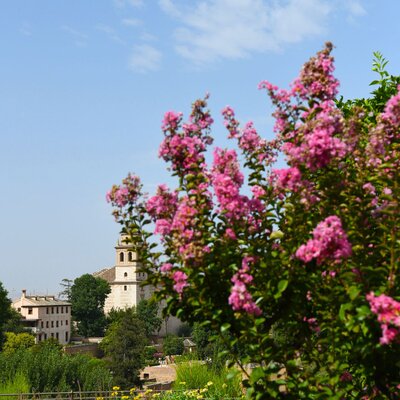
<box><xmin>0</xmin><ymin>340</ymin><xmax>112</xmax><ymax>392</ymax></box>
<box><xmin>108</xmin><ymin>44</ymin><xmax>400</xmax><ymax>398</ymax></box>
<box><xmin>163</xmin><ymin>334</ymin><xmax>184</xmax><ymax>356</ymax></box>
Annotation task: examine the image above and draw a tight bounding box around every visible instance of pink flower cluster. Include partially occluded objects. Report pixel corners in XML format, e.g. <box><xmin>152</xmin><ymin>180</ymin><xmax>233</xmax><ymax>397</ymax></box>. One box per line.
<box><xmin>367</xmin><ymin>292</ymin><xmax>400</xmax><ymax>345</ymax></box>
<box><xmin>106</xmin><ymin>173</ymin><xmax>142</xmax><ymax>208</ymax></box>
<box><xmin>270</xmin><ymin>167</ymin><xmax>303</xmax><ymax>193</ymax></box>
<box><xmin>146</xmin><ymin>184</ymin><xmax>178</xmax><ymax>236</ymax></box>
<box><xmin>211</xmin><ymin>148</ymin><xmax>248</xmax><ymax>221</ymax></box>
<box><xmin>283</xmin><ymin>101</ymin><xmax>348</xmax><ymax>171</ymax></box>
<box><xmin>161</xmin><ymin>111</ymin><xmax>183</xmax><ymax>131</ymax></box>
<box><xmin>158</xmin><ymin>98</ymin><xmax>213</xmax><ymax>174</ymax></box>
<box><xmin>367</xmin><ymin>86</ymin><xmax>400</xmax><ymax>169</ymax></box>
<box><xmin>221</xmin><ymin>107</ymin><xmax>279</xmax><ymax>166</ymax></box>
<box><xmin>228</xmin><ymin>256</ymin><xmax>261</xmax><ymax>316</ymax></box>
<box><xmin>382</xmin><ymin>86</ymin><xmax>400</xmax><ymax>128</ymax></box>
<box><xmin>172</xmin><ymin>270</ymin><xmax>188</xmax><ymax>294</ymax></box>
<box><xmin>296</xmin><ymin>216</ymin><xmax>352</xmax><ymax>265</ymax></box>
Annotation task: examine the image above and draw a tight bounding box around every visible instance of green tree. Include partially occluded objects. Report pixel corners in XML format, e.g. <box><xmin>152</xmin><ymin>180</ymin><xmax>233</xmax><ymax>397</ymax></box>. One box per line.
<box><xmin>58</xmin><ymin>278</ymin><xmax>73</xmax><ymax>301</ymax></box>
<box><xmin>136</xmin><ymin>299</ymin><xmax>162</xmax><ymax>337</ymax></box>
<box><xmin>101</xmin><ymin>312</ymin><xmax>147</xmax><ymax>388</ymax></box>
<box><xmin>162</xmin><ymin>334</ymin><xmax>184</xmax><ymax>356</ymax></box>
<box><xmin>3</xmin><ymin>332</ymin><xmax>35</xmax><ymax>353</ymax></box>
<box><xmin>0</xmin><ymin>281</ymin><xmax>13</xmax><ymax>348</ymax></box>
<box><xmin>2</xmin><ymin>306</ymin><xmax>24</xmax><ymax>334</ymax></box>
<box><xmin>70</xmin><ymin>274</ymin><xmax>110</xmax><ymax>337</ymax></box>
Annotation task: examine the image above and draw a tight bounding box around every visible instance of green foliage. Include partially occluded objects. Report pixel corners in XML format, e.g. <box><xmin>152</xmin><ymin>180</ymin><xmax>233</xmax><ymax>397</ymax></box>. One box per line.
<box><xmin>163</xmin><ymin>334</ymin><xmax>184</xmax><ymax>356</ymax></box>
<box><xmin>0</xmin><ymin>344</ymin><xmax>112</xmax><ymax>392</ymax></box>
<box><xmin>101</xmin><ymin>311</ymin><xmax>147</xmax><ymax>388</ymax></box>
<box><xmin>0</xmin><ymin>282</ymin><xmax>13</xmax><ymax>348</ymax></box>
<box><xmin>70</xmin><ymin>274</ymin><xmax>110</xmax><ymax>337</ymax></box>
<box><xmin>177</xmin><ymin>323</ymin><xmax>192</xmax><ymax>337</ymax></box>
<box><xmin>173</xmin><ymin>361</ymin><xmax>244</xmax><ymax>399</ymax></box>
<box><xmin>2</xmin><ymin>332</ymin><xmax>35</xmax><ymax>354</ymax></box>
<box><xmin>136</xmin><ymin>299</ymin><xmax>162</xmax><ymax>337</ymax></box>
<box><xmin>59</xmin><ymin>278</ymin><xmax>73</xmax><ymax>301</ymax></box>
<box><xmin>2</xmin><ymin>308</ymin><xmax>25</xmax><ymax>334</ymax></box>
<box><xmin>0</xmin><ymin>372</ymin><xmax>30</xmax><ymax>395</ymax></box>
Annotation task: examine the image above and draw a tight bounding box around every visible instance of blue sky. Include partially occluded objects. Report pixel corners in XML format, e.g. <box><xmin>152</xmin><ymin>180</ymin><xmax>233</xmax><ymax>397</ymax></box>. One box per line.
<box><xmin>1</xmin><ymin>0</ymin><xmax>399</xmax><ymax>298</ymax></box>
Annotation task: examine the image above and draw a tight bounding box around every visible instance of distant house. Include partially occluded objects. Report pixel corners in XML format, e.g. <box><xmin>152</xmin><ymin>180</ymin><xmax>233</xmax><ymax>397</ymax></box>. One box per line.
<box><xmin>12</xmin><ymin>290</ymin><xmax>71</xmax><ymax>345</ymax></box>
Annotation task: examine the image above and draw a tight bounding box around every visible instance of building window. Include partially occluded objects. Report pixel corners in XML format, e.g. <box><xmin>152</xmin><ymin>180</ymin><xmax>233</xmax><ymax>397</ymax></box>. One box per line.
<box><xmin>46</xmin><ymin>321</ymin><xmax>49</xmax><ymax>328</ymax></box>
<box><xmin>124</xmin><ymin>272</ymin><xmax>128</xmax><ymax>277</ymax></box>
<box><xmin>44</xmin><ymin>333</ymin><xmax>47</xmax><ymax>340</ymax></box>
<box><xmin>56</xmin><ymin>332</ymin><xmax>59</xmax><ymax>340</ymax></box>
<box><xmin>56</xmin><ymin>307</ymin><xmax>59</xmax><ymax>314</ymax></box>
<box><xmin>61</xmin><ymin>321</ymin><xmax>63</xmax><ymax>326</ymax></box>
<box><xmin>65</xmin><ymin>331</ymin><xmax>69</xmax><ymax>342</ymax></box>
<box><xmin>28</xmin><ymin>308</ymin><xmax>33</xmax><ymax>315</ymax></box>
<box><xmin>51</xmin><ymin>333</ymin><xmax>54</xmax><ymax>338</ymax></box>
<box><xmin>124</xmin><ymin>285</ymin><xmax>127</xmax><ymax>291</ymax></box>
<box><xmin>46</xmin><ymin>307</ymin><xmax>49</xmax><ymax>314</ymax></box>
<box><xmin>120</xmin><ymin>252</ymin><xmax>124</xmax><ymax>262</ymax></box>
<box><xmin>51</xmin><ymin>307</ymin><xmax>54</xmax><ymax>314</ymax></box>
<box><xmin>38</xmin><ymin>334</ymin><xmax>41</xmax><ymax>342</ymax></box>
<box><xmin>128</xmin><ymin>252</ymin><xmax>133</xmax><ymax>261</ymax></box>
<box><xmin>41</xmin><ymin>321</ymin><xmax>44</xmax><ymax>328</ymax></box>
<box><xmin>66</xmin><ymin>320</ymin><xmax>68</xmax><ymax>325</ymax></box>
<box><xmin>56</xmin><ymin>321</ymin><xmax>59</xmax><ymax>328</ymax></box>
<box><xmin>51</xmin><ymin>321</ymin><xmax>54</xmax><ymax>328</ymax></box>
<box><xmin>61</xmin><ymin>307</ymin><xmax>63</xmax><ymax>314</ymax></box>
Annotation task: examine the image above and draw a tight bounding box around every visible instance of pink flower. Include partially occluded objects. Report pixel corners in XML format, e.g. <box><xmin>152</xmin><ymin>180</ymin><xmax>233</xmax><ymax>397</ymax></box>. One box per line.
<box><xmin>367</xmin><ymin>292</ymin><xmax>400</xmax><ymax>345</ymax></box>
<box><xmin>296</xmin><ymin>216</ymin><xmax>352</xmax><ymax>265</ymax></box>
<box><xmin>161</xmin><ymin>111</ymin><xmax>182</xmax><ymax>131</ymax></box>
<box><xmin>211</xmin><ymin>148</ymin><xmax>249</xmax><ymax>221</ymax></box>
<box><xmin>251</xmin><ymin>185</ymin><xmax>266</xmax><ymax>199</ymax></box>
<box><xmin>172</xmin><ymin>271</ymin><xmax>188</xmax><ymax>294</ymax></box>
<box><xmin>270</xmin><ymin>167</ymin><xmax>302</xmax><ymax>192</ymax></box>
<box><xmin>160</xmin><ymin>263</ymin><xmax>173</xmax><ymax>273</ymax></box>
<box><xmin>228</xmin><ymin>256</ymin><xmax>261</xmax><ymax>316</ymax></box>
<box><xmin>106</xmin><ymin>173</ymin><xmax>142</xmax><ymax>208</ymax></box>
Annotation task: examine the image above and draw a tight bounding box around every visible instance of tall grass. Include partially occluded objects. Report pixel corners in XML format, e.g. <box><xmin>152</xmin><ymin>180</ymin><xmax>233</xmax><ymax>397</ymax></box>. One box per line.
<box><xmin>173</xmin><ymin>361</ymin><xmax>244</xmax><ymax>399</ymax></box>
<box><xmin>0</xmin><ymin>372</ymin><xmax>30</xmax><ymax>397</ymax></box>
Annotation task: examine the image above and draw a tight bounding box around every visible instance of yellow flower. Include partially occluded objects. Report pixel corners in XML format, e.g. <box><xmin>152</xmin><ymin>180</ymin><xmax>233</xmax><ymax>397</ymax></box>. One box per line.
<box><xmin>206</xmin><ymin>381</ymin><xmax>214</xmax><ymax>386</ymax></box>
<box><xmin>129</xmin><ymin>388</ymin><xmax>137</xmax><ymax>395</ymax></box>
<box><xmin>179</xmin><ymin>381</ymin><xmax>186</xmax><ymax>385</ymax></box>
<box><xmin>121</xmin><ymin>396</ymin><xmax>129</xmax><ymax>399</ymax></box>
<box><xmin>112</xmin><ymin>386</ymin><xmax>120</xmax><ymax>391</ymax></box>
<box><xmin>222</xmin><ymin>383</ymin><xmax>227</xmax><ymax>388</ymax></box>
<box><xmin>96</xmin><ymin>397</ymin><xmax>104</xmax><ymax>400</ymax></box>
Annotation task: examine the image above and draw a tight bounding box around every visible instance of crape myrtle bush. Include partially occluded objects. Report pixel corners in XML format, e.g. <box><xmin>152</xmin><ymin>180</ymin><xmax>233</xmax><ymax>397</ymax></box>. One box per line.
<box><xmin>108</xmin><ymin>44</ymin><xmax>400</xmax><ymax>399</ymax></box>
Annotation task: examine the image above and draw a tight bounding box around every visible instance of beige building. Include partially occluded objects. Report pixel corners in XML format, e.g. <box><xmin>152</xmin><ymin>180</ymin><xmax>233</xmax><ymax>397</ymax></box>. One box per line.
<box><xmin>94</xmin><ymin>233</ymin><xmax>181</xmax><ymax>335</ymax></box>
<box><xmin>93</xmin><ymin>234</ymin><xmax>153</xmax><ymax>314</ymax></box>
<box><xmin>12</xmin><ymin>290</ymin><xmax>71</xmax><ymax>345</ymax></box>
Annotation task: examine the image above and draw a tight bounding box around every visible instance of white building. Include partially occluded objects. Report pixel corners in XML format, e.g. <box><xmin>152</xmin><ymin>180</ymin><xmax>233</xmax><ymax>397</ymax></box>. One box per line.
<box><xmin>94</xmin><ymin>233</ymin><xmax>181</xmax><ymax>335</ymax></box>
<box><xmin>93</xmin><ymin>233</ymin><xmax>153</xmax><ymax>314</ymax></box>
<box><xmin>12</xmin><ymin>290</ymin><xmax>71</xmax><ymax>345</ymax></box>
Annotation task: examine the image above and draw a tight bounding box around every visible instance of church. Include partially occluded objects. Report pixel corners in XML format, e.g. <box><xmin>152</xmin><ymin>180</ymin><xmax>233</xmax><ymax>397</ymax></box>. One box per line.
<box><xmin>93</xmin><ymin>233</ymin><xmax>181</xmax><ymax>335</ymax></box>
<box><xmin>93</xmin><ymin>233</ymin><xmax>153</xmax><ymax>314</ymax></box>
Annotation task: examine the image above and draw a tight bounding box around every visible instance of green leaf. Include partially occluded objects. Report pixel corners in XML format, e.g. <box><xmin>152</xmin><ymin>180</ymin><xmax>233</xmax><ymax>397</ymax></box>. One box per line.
<box><xmin>220</xmin><ymin>323</ymin><xmax>231</xmax><ymax>333</ymax></box>
<box><xmin>270</xmin><ymin>230</ymin><xmax>284</xmax><ymax>239</ymax></box>
<box><xmin>277</xmin><ymin>279</ymin><xmax>289</xmax><ymax>293</ymax></box>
